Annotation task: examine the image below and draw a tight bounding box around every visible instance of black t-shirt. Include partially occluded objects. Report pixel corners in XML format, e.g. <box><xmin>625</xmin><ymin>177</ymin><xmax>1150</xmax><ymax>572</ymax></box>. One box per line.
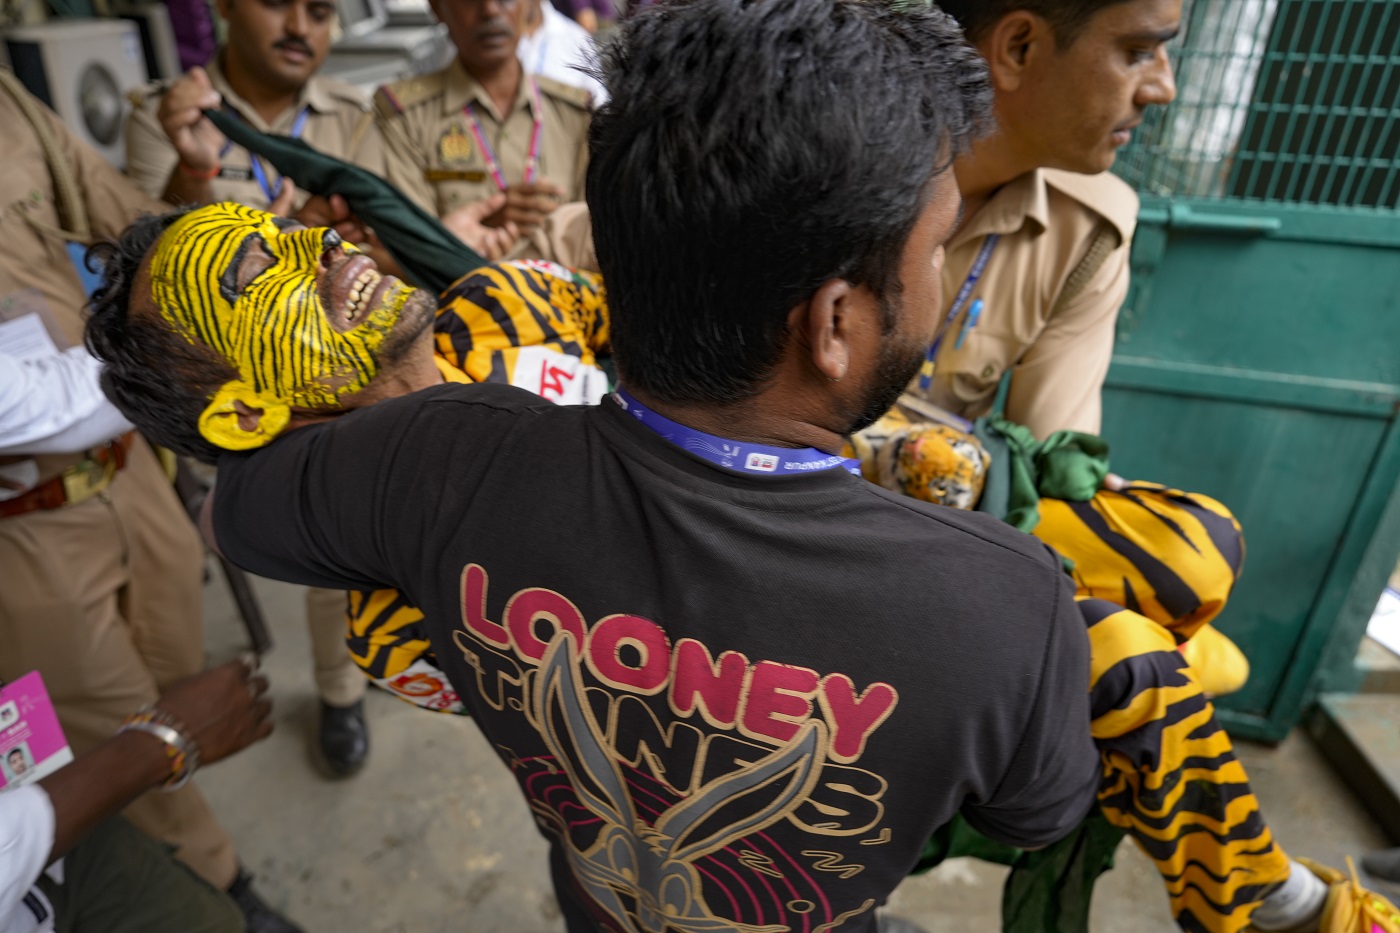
<box><xmin>216</xmin><ymin>383</ymin><xmax>1098</xmax><ymax>933</ymax></box>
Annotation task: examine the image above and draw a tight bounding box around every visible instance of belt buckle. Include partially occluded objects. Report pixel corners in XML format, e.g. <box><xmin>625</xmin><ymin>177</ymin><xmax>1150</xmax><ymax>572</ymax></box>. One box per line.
<box><xmin>61</xmin><ymin>457</ymin><xmax>115</xmax><ymax>506</ymax></box>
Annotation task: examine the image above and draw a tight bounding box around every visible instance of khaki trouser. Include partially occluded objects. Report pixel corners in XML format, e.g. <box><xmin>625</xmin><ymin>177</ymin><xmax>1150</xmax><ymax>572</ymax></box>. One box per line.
<box><xmin>304</xmin><ymin>586</ymin><xmax>366</xmax><ymax>708</ymax></box>
<box><xmin>0</xmin><ymin>439</ymin><xmax>238</xmax><ymax>889</ymax></box>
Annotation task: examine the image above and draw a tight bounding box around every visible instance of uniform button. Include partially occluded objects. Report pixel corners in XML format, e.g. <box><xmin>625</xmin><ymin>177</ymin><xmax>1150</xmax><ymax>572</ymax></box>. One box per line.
<box><xmin>981</xmin><ymin>364</ymin><xmax>996</xmax><ymax>379</ymax></box>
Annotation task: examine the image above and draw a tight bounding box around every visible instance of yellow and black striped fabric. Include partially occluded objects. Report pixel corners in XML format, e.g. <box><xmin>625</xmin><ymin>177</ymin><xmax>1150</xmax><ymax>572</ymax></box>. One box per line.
<box><xmin>434</xmin><ymin>259</ymin><xmax>609</xmax><ymax>395</ymax></box>
<box><xmin>1082</xmin><ymin>597</ymin><xmax>1290</xmax><ymax>933</ymax></box>
<box><xmin>346</xmin><ymin>589</ymin><xmax>431</xmax><ymax>680</ymax></box>
<box><xmin>1036</xmin><ymin>483</ymin><xmax>1245</xmax><ymax>642</ymax></box>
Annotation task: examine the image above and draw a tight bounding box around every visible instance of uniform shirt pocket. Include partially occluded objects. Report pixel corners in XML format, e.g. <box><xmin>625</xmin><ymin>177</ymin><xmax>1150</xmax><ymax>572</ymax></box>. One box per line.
<box><xmin>938</xmin><ymin>331</ymin><xmax>1019</xmax><ymax>419</ymax></box>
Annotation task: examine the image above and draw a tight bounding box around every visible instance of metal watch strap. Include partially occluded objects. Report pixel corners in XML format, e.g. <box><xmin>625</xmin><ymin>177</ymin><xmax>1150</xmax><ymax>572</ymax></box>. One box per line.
<box><xmin>119</xmin><ymin>713</ymin><xmax>201</xmax><ymax>791</ymax></box>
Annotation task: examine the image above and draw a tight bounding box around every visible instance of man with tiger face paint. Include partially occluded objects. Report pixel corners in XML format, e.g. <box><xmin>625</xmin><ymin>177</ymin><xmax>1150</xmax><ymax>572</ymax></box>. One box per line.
<box><xmin>145</xmin><ymin>203</ymin><xmax>437</xmax><ymax>452</ymax></box>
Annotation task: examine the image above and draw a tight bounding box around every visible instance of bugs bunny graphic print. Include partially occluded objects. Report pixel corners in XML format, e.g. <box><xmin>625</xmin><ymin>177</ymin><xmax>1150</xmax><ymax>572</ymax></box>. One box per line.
<box><xmin>457</xmin><ymin>563</ymin><xmax>902</xmax><ymax>932</ymax></box>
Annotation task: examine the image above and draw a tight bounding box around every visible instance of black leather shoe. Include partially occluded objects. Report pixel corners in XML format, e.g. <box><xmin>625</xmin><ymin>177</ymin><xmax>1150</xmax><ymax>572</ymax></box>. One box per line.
<box><xmin>317</xmin><ymin>699</ymin><xmax>369</xmax><ymax>776</ymax></box>
<box><xmin>228</xmin><ymin>869</ymin><xmax>305</xmax><ymax>933</ymax></box>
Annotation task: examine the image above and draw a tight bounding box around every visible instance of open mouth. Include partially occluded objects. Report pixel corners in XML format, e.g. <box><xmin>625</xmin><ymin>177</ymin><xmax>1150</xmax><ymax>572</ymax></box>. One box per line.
<box><xmin>324</xmin><ymin>253</ymin><xmax>401</xmax><ymax>330</ymax></box>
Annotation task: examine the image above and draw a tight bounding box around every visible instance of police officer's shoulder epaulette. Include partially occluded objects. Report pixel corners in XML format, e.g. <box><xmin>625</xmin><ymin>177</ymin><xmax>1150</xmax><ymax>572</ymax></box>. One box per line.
<box><xmin>374</xmin><ymin>73</ymin><xmax>440</xmax><ymax>120</ymax></box>
<box><xmin>533</xmin><ymin>75</ymin><xmax>592</xmax><ymax>112</ymax></box>
<box><xmin>1042</xmin><ymin>168</ymin><xmax>1138</xmax><ymax>245</ymax></box>
<box><xmin>125</xmin><ymin>78</ymin><xmax>172</xmax><ymax>111</ymax></box>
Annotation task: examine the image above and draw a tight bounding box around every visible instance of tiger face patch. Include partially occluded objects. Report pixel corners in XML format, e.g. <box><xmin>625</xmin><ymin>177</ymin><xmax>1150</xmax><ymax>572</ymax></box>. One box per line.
<box><xmin>149</xmin><ymin>203</ymin><xmax>420</xmax><ymax>412</ymax></box>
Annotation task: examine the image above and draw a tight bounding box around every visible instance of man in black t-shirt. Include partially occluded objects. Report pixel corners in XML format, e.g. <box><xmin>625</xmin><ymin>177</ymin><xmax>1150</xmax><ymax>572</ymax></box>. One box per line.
<box><xmin>85</xmin><ymin>2</ymin><xmax>1103</xmax><ymax>928</ymax></box>
<box><xmin>83</xmin><ymin>0</ymin><xmax>1399</xmax><ymax>931</ymax></box>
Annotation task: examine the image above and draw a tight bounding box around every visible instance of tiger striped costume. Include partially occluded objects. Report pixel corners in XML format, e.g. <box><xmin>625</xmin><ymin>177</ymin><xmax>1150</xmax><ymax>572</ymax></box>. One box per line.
<box><xmin>1083</xmin><ymin>597</ymin><xmax>1289</xmax><ymax>932</ymax></box>
<box><xmin>342</xmin><ymin>261</ymin><xmax>1291</xmax><ymax>932</ymax></box>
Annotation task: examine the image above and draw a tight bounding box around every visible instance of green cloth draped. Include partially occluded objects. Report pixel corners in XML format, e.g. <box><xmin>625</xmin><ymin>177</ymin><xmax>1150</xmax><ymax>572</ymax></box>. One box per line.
<box><xmin>912</xmin><ymin>811</ymin><xmax>1125</xmax><ymax>933</ymax></box>
<box><xmin>974</xmin><ymin>416</ymin><xmax>1110</xmax><ymax>534</ymax></box>
<box><xmin>203</xmin><ymin>109</ymin><xmax>487</xmax><ymax>294</ymax></box>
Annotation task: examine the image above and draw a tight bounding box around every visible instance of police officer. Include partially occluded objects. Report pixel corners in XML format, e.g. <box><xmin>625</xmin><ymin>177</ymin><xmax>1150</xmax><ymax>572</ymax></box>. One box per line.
<box><xmin>125</xmin><ymin>0</ymin><xmax>384</xmax><ymax>208</ymax></box>
<box><xmin>375</xmin><ymin>0</ymin><xmax>591</xmax><ymax>258</ymax></box>
<box><xmin>123</xmin><ymin>0</ymin><xmax>381</xmax><ymax>779</ymax></box>
<box><xmin>918</xmin><ymin>0</ymin><xmax>1178</xmax><ymax>441</ymax></box>
<box><xmin>0</xmin><ymin>69</ymin><xmax>302</xmax><ymax>933</ymax></box>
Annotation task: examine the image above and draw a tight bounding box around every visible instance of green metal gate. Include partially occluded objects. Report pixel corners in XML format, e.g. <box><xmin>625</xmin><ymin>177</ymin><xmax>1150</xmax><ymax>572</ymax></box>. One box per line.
<box><xmin>1106</xmin><ymin>0</ymin><xmax>1400</xmax><ymax>741</ymax></box>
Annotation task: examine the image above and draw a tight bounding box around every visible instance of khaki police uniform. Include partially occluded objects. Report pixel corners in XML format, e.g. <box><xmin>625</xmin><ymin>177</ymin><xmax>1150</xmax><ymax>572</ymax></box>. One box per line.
<box><xmin>919</xmin><ymin>168</ymin><xmax>1138</xmax><ymax>440</ymax></box>
<box><xmin>375</xmin><ymin>59</ymin><xmax>591</xmax><ymax>223</ymax></box>
<box><xmin>126</xmin><ymin>56</ymin><xmax>378</xmax><ymax>709</ymax></box>
<box><xmin>125</xmin><ymin>55</ymin><xmax>385</xmax><ymax>209</ymax></box>
<box><xmin>0</xmin><ymin>75</ymin><xmax>238</xmax><ymax>888</ymax></box>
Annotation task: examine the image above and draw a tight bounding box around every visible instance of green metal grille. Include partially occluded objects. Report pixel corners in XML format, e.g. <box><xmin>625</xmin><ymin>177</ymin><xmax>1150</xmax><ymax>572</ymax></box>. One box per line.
<box><xmin>1114</xmin><ymin>0</ymin><xmax>1400</xmax><ymax>211</ymax></box>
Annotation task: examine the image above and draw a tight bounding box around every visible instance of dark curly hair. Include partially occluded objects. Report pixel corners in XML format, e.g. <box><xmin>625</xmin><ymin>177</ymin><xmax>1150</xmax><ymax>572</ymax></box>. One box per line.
<box><xmin>84</xmin><ymin>210</ymin><xmax>238</xmax><ymax>464</ymax></box>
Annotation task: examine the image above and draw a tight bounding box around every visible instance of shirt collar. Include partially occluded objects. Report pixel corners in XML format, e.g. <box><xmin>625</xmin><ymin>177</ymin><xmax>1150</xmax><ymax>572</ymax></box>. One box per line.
<box><xmin>208</xmin><ymin>53</ymin><xmax>330</xmax><ymax>132</ymax></box>
<box><xmin>442</xmin><ymin>57</ymin><xmax>535</xmax><ymax>123</ymax></box>
<box><xmin>949</xmin><ymin>169</ymin><xmax>1049</xmax><ymax>250</ymax></box>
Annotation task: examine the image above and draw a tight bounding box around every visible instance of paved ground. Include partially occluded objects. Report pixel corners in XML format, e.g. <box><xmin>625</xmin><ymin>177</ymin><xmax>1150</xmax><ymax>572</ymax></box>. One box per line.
<box><xmin>196</xmin><ymin>573</ymin><xmax>1396</xmax><ymax>933</ymax></box>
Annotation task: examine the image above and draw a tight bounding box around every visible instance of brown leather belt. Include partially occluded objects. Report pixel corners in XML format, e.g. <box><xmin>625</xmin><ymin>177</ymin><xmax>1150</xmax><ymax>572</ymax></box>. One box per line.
<box><xmin>0</xmin><ymin>433</ymin><xmax>134</xmax><ymax>520</ymax></box>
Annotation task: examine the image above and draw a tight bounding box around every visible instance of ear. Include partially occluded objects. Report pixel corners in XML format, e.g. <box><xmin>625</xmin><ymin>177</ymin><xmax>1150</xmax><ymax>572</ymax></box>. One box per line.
<box><xmin>198</xmin><ymin>379</ymin><xmax>292</xmax><ymax>451</ymax></box>
<box><xmin>799</xmin><ymin>278</ymin><xmax>858</xmax><ymax>384</ymax></box>
<box><xmin>979</xmin><ymin>11</ymin><xmax>1055</xmax><ymax>93</ymax></box>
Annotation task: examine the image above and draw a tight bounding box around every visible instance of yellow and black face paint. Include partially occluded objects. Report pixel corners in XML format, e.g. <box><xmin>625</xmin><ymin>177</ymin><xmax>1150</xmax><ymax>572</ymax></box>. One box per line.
<box><xmin>150</xmin><ymin>203</ymin><xmax>413</xmax><ymax>415</ymax></box>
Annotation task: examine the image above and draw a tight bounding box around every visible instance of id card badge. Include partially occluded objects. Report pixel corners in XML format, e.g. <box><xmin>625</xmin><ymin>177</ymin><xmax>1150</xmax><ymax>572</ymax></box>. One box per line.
<box><xmin>0</xmin><ymin>671</ymin><xmax>74</xmax><ymax>790</ymax></box>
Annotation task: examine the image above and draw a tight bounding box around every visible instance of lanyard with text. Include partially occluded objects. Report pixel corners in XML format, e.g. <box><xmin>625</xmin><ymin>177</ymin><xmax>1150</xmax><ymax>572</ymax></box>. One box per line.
<box><xmin>613</xmin><ymin>388</ymin><xmax>862</xmax><ymax>477</ymax></box>
<box><xmin>917</xmin><ymin>233</ymin><xmax>999</xmax><ymax>392</ymax></box>
<box><xmin>219</xmin><ymin>106</ymin><xmax>311</xmax><ymax>202</ymax></box>
<box><xmin>462</xmin><ymin>79</ymin><xmax>546</xmax><ymax>191</ymax></box>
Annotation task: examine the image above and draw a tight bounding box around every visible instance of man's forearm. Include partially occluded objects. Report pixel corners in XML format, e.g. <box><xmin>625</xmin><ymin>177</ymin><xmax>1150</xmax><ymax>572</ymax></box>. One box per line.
<box><xmin>38</xmin><ymin>730</ymin><xmax>171</xmax><ymax>863</ymax></box>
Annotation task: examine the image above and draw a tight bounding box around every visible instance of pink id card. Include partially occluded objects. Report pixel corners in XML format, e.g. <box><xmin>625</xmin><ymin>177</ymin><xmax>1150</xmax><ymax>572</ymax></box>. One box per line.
<box><xmin>0</xmin><ymin>671</ymin><xmax>73</xmax><ymax>790</ymax></box>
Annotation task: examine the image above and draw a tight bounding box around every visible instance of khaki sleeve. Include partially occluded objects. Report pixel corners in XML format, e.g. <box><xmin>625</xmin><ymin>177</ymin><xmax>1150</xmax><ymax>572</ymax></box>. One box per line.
<box><xmin>1003</xmin><ymin>242</ymin><xmax>1129</xmax><ymax>440</ymax></box>
<box><xmin>377</xmin><ymin>114</ymin><xmax>437</xmax><ymax>216</ymax></box>
<box><xmin>515</xmin><ymin>200</ymin><xmax>596</xmax><ymax>270</ymax></box>
<box><xmin>569</xmin><ymin>111</ymin><xmax>590</xmax><ymax>202</ymax></box>
<box><xmin>123</xmin><ymin>100</ymin><xmax>180</xmax><ymax>200</ymax></box>
<box><xmin>347</xmin><ymin>111</ymin><xmax>386</xmax><ymax>177</ymax></box>
<box><xmin>40</xmin><ymin>100</ymin><xmax>166</xmax><ymax>240</ymax></box>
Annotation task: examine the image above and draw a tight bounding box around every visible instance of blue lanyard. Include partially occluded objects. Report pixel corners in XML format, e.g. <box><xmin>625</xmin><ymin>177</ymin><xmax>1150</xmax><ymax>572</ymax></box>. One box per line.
<box><xmin>613</xmin><ymin>388</ymin><xmax>862</xmax><ymax>477</ymax></box>
<box><xmin>917</xmin><ymin>233</ymin><xmax>999</xmax><ymax>392</ymax></box>
<box><xmin>218</xmin><ymin>106</ymin><xmax>311</xmax><ymax>202</ymax></box>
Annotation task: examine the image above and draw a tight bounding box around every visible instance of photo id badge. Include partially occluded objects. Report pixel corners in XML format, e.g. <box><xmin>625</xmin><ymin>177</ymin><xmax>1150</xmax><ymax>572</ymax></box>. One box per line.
<box><xmin>0</xmin><ymin>671</ymin><xmax>73</xmax><ymax>790</ymax></box>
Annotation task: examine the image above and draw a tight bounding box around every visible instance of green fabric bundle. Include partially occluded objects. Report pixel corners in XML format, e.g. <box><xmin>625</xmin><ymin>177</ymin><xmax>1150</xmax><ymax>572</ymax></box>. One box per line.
<box><xmin>203</xmin><ymin>109</ymin><xmax>487</xmax><ymax>294</ymax></box>
<box><xmin>974</xmin><ymin>415</ymin><xmax>1110</xmax><ymax>534</ymax></box>
<box><xmin>912</xmin><ymin>811</ymin><xmax>1125</xmax><ymax>933</ymax></box>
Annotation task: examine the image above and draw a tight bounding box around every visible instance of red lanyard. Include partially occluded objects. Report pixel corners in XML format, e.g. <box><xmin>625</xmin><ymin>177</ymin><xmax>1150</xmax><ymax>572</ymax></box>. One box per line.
<box><xmin>461</xmin><ymin>79</ymin><xmax>545</xmax><ymax>191</ymax></box>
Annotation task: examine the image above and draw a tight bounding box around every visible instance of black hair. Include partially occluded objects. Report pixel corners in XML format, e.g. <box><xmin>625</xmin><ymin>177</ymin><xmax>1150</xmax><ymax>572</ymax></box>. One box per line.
<box><xmin>936</xmin><ymin>0</ymin><xmax>1133</xmax><ymax>46</ymax></box>
<box><xmin>85</xmin><ymin>211</ymin><xmax>239</xmax><ymax>465</ymax></box>
<box><xmin>588</xmin><ymin>0</ymin><xmax>992</xmax><ymax>405</ymax></box>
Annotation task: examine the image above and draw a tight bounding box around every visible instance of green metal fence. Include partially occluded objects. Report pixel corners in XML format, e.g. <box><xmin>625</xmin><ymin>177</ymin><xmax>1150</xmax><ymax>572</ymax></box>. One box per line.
<box><xmin>1116</xmin><ymin>0</ymin><xmax>1399</xmax><ymax>211</ymax></box>
<box><xmin>1102</xmin><ymin>0</ymin><xmax>1400</xmax><ymax>741</ymax></box>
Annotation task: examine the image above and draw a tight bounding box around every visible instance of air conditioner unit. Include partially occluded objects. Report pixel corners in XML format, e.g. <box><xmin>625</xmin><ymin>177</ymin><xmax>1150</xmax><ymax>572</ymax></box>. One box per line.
<box><xmin>116</xmin><ymin>3</ymin><xmax>182</xmax><ymax>82</ymax></box>
<box><xmin>5</xmin><ymin>20</ymin><xmax>149</xmax><ymax>168</ymax></box>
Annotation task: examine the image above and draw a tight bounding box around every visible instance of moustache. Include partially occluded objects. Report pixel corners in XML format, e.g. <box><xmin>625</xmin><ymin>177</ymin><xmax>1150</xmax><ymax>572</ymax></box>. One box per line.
<box><xmin>273</xmin><ymin>38</ymin><xmax>313</xmax><ymax>55</ymax></box>
<box><xmin>473</xmin><ymin>21</ymin><xmax>511</xmax><ymax>40</ymax></box>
